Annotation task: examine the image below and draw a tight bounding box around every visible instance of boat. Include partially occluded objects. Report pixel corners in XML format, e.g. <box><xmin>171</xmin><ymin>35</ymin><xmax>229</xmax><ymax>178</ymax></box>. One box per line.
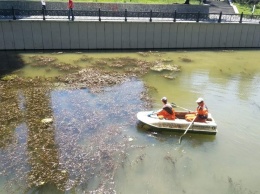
<box><xmin>137</xmin><ymin>111</ymin><xmax>217</xmax><ymax>135</ymax></box>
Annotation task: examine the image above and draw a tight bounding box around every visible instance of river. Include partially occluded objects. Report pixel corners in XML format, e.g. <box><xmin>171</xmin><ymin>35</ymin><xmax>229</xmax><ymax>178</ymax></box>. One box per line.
<box><xmin>0</xmin><ymin>50</ymin><xmax>260</xmax><ymax>194</ymax></box>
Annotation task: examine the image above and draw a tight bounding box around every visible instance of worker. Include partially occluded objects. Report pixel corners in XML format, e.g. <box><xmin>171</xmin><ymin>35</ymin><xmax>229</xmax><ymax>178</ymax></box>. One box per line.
<box><xmin>157</xmin><ymin>97</ymin><xmax>175</xmax><ymax>120</ymax></box>
<box><xmin>185</xmin><ymin>97</ymin><xmax>208</xmax><ymax>122</ymax></box>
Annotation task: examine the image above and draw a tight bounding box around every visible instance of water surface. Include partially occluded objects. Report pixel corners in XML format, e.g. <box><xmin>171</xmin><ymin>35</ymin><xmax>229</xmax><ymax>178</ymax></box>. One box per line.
<box><xmin>0</xmin><ymin>50</ymin><xmax>260</xmax><ymax>194</ymax></box>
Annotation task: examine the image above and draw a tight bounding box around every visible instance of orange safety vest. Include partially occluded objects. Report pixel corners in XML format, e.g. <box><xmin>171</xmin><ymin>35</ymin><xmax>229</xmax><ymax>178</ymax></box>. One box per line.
<box><xmin>197</xmin><ymin>104</ymin><xmax>208</xmax><ymax>119</ymax></box>
<box><xmin>157</xmin><ymin>104</ymin><xmax>175</xmax><ymax>120</ymax></box>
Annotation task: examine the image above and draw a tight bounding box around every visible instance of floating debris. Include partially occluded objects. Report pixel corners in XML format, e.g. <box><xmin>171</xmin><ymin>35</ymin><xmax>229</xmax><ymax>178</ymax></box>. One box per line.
<box><xmin>162</xmin><ymin>74</ymin><xmax>177</xmax><ymax>80</ymax></box>
<box><xmin>128</xmin><ymin>138</ymin><xmax>133</xmax><ymax>141</ymax></box>
<box><xmin>150</xmin><ymin>63</ymin><xmax>180</xmax><ymax>72</ymax></box>
<box><xmin>41</xmin><ymin>118</ymin><xmax>53</xmax><ymax>123</ymax></box>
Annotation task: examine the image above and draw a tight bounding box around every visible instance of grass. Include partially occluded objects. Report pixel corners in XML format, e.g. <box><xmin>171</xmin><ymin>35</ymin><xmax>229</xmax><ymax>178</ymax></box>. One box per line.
<box><xmin>233</xmin><ymin>3</ymin><xmax>260</xmax><ymax>14</ymax></box>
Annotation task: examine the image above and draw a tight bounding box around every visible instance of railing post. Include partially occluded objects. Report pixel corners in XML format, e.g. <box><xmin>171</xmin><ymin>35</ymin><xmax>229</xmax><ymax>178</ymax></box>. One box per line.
<box><xmin>99</xmin><ymin>8</ymin><xmax>101</xmax><ymax>22</ymax></box>
<box><xmin>239</xmin><ymin>12</ymin><xmax>243</xmax><ymax>23</ymax></box>
<box><xmin>12</xmin><ymin>6</ymin><xmax>16</xmax><ymax>20</ymax></box>
<box><xmin>125</xmin><ymin>9</ymin><xmax>127</xmax><ymax>22</ymax></box>
<box><xmin>196</xmin><ymin>11</ymin><xmax>200</xmax><ymax>22</ymax></box>
<box><xmin>42</xmin><ymin>8</ymin><xmax>46</xmax><ymax>20</ymax></box>
<box><xmin>218</xmin><ymin>11</ymin><xmax>222</xmax><ymax>23</ymax></box>
<box><xmin>173</xmin><ymin>10</ymin><xmax>176</xmax><ymax>22</ymax></box>
<box><xmin>149</xmin><ymin>10</ymin><xmax>152</xmax><ymax>22</ymax></box>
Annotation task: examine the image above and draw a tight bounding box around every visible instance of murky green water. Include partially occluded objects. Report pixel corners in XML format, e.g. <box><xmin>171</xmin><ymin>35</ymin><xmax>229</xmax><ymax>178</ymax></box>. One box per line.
<box><xmin>1</xmin><ymin>50</ymin><xmax>260</xmax><ymax>194</ymax></box>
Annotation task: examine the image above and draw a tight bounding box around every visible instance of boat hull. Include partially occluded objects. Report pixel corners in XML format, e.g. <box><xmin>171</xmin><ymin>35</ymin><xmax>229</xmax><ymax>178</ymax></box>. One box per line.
<box><xmin>137</xmin><ymin>111</ymin><xmax>217</xmax><ymax>135</ymax></box>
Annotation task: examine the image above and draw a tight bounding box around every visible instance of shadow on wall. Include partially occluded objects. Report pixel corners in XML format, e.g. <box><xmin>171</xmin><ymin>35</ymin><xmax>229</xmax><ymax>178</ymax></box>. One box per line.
<box><xmin>0</xmin><ymin>51</ymin><xmax>25</xmax><ymax>78</ymax></box>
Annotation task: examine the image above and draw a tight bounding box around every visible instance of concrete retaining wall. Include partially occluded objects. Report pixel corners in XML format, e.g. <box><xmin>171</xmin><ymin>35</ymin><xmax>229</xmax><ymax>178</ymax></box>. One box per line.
<box><xmin>0</xmin><ymin>20</ymin><xmax>259</xmax><ymax>50</ymax></box>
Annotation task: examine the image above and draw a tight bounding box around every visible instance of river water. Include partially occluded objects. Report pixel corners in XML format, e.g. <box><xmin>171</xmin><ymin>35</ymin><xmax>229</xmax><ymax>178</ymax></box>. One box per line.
<box><xmin>0</xmin><ymin>50</ymin><xmax>260</xmax><ymax>194</ymax></box>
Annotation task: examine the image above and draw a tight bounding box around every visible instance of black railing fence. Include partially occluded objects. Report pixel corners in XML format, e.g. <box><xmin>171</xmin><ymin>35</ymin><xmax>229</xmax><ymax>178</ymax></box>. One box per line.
<box><xmin>0</xmin><ymin>7</ymin><xmax>260</xmax><ymax>23</ymax></box>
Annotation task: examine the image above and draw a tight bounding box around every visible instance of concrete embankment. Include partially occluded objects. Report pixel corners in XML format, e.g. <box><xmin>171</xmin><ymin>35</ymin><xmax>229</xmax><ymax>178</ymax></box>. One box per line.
<box><xmin>0</xmin><ymin>20</ymin><xmax>259</xmax><ymax>50</ymax></box>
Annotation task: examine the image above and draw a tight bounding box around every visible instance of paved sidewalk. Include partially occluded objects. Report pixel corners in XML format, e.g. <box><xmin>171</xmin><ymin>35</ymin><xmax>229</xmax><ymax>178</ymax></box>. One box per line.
<box><xmin>1</xmin><ymin>15</ymin><xmax>259</xmax><ymax>23</ymax></box>
<box><xmin>207</xmin><ymin>0</ymin><xmax>235</xmax><ymax>14</ymax></box>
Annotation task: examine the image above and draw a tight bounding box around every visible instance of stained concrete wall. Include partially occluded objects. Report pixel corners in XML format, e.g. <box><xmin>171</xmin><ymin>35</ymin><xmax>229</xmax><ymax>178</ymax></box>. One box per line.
<box><xmin>0</xmin><ymin>20</ymin><xmax>260</xmax><ymax>50</ymax></box>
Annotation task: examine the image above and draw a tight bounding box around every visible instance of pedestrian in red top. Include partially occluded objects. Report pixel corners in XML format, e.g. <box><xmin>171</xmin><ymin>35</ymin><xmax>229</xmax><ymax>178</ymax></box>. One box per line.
<box><xmin>68</xmin><ymin>0</ymin><xmax>74</xmax><ymax>21</ymax></box>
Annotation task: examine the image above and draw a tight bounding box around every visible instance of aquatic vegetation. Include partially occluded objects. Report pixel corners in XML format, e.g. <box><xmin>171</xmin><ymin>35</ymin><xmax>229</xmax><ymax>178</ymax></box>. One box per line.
<box><xmin>1</xmin><ymin>50</ymin><xmax>259</xmax><ymax>194</ymax></box>
<box><xmin>1</xmin><ymin>74</ymin><xmax>18</xmax><ymax>81</ymax></box>
<box><xmin>74</xmin><ymin>55</ymin><xmax>94</xmax><ymax>63</ymax></box>
<box><xmin>28</xmin><ymin>56</ymin><xmax>80</xmax><ymax>72</ymax></box>
<box><xmin>164</xmin><ymin>155</ymin><xmax>176</xmax><ymax>167</ymax></box>
<box><xmin>0</xmin><ymin>58</ymin><xmax>153</xmax><ymax>193</ymax></box>
<box><xmin>29</xmin><ymin>55</ymin><xmax>57</xmax><ymax>67</ymax></box>
<box><xmin>137</xmin><ymin>52</ymin><xmax>150</xmax><ymax>57</ymax></box>
<box><xmin>0</xmin><ymin>51</ymin><xmax>172</xmax><ymax>193</ymax></box>
<box><xmin>137</xmin><ymin>51</ymin><xmax>163</xmax><ymax>57</ymax></box>
<box><xmin>227</xmin><ymin>177</ymin><xmax>257</xmax><ymax>194</ymax></box>
<box><xmin>102</xmin><ymin>57</ymin><xmax>139</xmax><ymax>67</ymax></box>
<box><xmin>150</xmin><ymin>63</ymin><xmax>180</xmax><ymax>72</ymax></box>
<box><xmin>52</xmin><ymin>62</ymin><xmax>80</xmax><ymax>72</ymax></box>
<box><xmin>55</xmin><ymin>68</ymin><xmax>130</xmax><ymax>92</ymax></box>
<box><xmin>126</xmin><ymin>60</ymin><xmax>154</xmax><ymax>76</ymax></box>
<box><xmin>163</xmin><ymin>74</ymin><xmax>177</xmax><ymax>79</ymax></box>
<box><xmin>92</xmin><ymin>59</ymin><xmax>108</xmax><ymax>66</ymax></box>
<box><xmin>162</xmin><ymin>59</ymin><xmax>174</xmax><ymax>63</ymax></box>
<box><xmin>179</xmin><ymin>57</ymin><xmax>192</xmax><ymax>63</ymax></box>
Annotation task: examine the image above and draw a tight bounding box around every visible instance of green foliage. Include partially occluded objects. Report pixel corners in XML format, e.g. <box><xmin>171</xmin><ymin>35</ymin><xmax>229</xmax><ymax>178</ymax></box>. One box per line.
<box><xmin>234</xmin><ymin>2</ymin><xmax>260</xmax><ymax>14</ymax></box>
<box><xmin>1</xmin><ymin>74</ymin><xmax>18</xmax><ymax>81</ymax></box>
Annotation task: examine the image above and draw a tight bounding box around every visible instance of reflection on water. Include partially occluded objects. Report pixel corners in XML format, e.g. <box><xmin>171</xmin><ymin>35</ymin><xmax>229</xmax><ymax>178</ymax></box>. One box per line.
<box><xmin>1</xmin><ymin>50</ymin><xmax>260</xmax><ymax>194</ymax></box>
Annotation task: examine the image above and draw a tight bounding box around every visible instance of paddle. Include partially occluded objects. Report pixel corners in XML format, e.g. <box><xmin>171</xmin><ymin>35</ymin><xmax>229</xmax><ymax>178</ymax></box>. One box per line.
<box><xmin>179</xmin><ymin>116</ymin><xmax>196</xmax><ymax>144</ymax></box>
<box><xmin>171</xmin><ymin>102</ymin><xmax>192</xmax><ymax>112</ymax></box>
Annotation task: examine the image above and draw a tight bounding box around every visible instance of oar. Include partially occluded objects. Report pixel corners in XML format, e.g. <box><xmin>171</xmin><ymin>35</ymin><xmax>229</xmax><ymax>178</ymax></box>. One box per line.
<box><xmin>171</xmin><ymin>102</ymin><xmax>192</xmax><ymax>112</ymax></box>
<box><xmin>179</xmin><ymin>116</ymin><xmax>196</xmax><ymax>144</ymax></box>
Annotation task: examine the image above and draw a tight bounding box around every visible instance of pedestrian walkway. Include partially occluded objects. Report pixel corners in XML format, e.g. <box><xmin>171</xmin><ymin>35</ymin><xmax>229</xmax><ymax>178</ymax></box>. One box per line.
<box><xmin>206</xmin><ymin>0</ymin><xmax>236</xmax><ymax>14</ymax></box>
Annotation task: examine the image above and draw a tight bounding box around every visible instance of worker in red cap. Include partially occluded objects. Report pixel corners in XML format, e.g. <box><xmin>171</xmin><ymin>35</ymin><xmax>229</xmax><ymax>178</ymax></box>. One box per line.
<box><xmin>156</xmin><ymin>97</ymin><xmax>175</xmax><ymax>120</ymax></box>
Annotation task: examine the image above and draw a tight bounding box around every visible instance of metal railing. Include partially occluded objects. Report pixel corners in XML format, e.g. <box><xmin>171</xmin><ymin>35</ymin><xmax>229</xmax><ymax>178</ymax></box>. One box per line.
<box><xmin>0</xmin><ymin>7</ymin><xmax>260</xmax><ymax>23</ymax></box>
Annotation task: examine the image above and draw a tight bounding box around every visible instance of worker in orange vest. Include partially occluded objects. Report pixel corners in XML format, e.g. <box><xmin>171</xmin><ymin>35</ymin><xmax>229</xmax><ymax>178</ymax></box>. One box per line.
<box><xmin>157</xmin><ymin>97</ymin><xmax>175</xmax><ymax>120</ymax></box>
<box><xmin>185</xmin><ymin>97</ymin><xmax>208</xmax><ymax>122</ymax></box>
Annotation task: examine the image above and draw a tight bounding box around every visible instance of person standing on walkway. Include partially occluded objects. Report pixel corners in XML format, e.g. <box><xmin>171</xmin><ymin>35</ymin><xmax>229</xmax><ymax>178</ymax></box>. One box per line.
<box><xmin>68</xmin><ymin>0</ymin><xmax>74</xmax><ymax>21</ymax></box>
<box><xmin>41</xmin><ymin>0</ymin><xmax>46</xmax><ymax>20</ymax></box>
